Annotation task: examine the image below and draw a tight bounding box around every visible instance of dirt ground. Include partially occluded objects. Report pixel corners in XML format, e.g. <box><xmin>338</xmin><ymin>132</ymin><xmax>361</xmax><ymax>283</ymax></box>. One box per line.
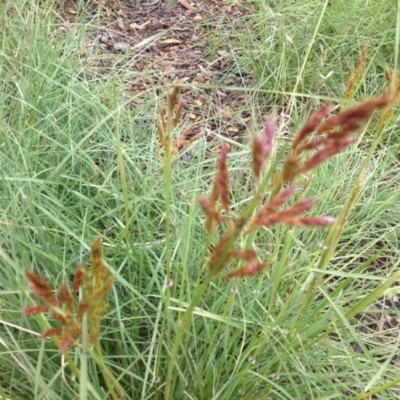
<box><xmin>58</xmin><ymin>0</ymin><xmax>261</xmax><ymax>146</ymax></box>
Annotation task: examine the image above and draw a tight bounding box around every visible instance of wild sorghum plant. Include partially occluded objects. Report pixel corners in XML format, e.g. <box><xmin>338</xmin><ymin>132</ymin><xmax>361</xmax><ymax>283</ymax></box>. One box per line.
<box><xmin>200</xmin><ymin>92</ymin><xmax>393</xmax><ymax>280</ymax></box>
<box><xmin>23</xmin><ymin>238</ymin><xmax>125</xmax><ymax>399</ymax></box>
<box><xmin>24</xmin><ymin>238</ymin><xmax>114</xmax><ymax>351</ymax></box>
<box><xmin>163</xmin><ymin>88</ymin><xmax>395</xmax><ymax>398</ymax></box>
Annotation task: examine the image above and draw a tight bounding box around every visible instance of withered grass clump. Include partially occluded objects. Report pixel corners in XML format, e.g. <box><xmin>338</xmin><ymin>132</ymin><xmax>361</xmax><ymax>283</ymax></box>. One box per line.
<box><xmin>23</xmin><ymin>238</ymin><xmax>115</xmax><ymax>352</ymax></box>
<box><xmin>199</xmin><ymin>91</ymin><xmax>394</xmax><ymax>280</ymax></box>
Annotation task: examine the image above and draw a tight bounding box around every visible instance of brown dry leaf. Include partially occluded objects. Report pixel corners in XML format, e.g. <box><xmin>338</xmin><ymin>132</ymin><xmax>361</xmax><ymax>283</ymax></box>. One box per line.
<box><xmin>178</xmin><ymin>0</ymin><xmax>197</xmax><ymax>11</ymax></box>
<box><xmin>218</xmin><ymin>50</ymin><xmax>229</xmax><ymax>56</ymax></box>
<box><xmin>129</xmin><ymin>20</ymin><xmax>151</xmax><ymax>30</ymax></box>
<box><xmin>160</xmin><ymin>38</ymin><xmax>182</xmax><ymax>45</ymax></box>
<box><xmin>66</xmin><ymin>8</ymin><xmax>77</xmax><ymax>15</ymax></box>
<box><xmin>117</xmin><ymin>18</ymin><xmax>125</xmax><ymax>31</ymax></box>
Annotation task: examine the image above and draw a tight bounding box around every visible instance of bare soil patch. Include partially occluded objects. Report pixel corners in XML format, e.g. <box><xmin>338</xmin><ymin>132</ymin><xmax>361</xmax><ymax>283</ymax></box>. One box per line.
<box><xmin>58</xmin><ymin>0</ymin><xmax>260</xmax><ymax>144</ymax></box>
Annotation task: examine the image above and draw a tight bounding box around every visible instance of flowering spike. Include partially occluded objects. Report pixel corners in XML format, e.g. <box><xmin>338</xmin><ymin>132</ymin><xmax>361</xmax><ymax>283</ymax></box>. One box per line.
<box><xmin>224</xmin><ymin>260</ymin><xmax>267</xmax><ymax>279</ymax></box>
<box><xmin>281</xmin><ymin>154</ymin><xmax>301</xmax><ymax>183</ymax></box>
<box><xmin>344</xmin><ymin>41</ymin><xmax>370</xmax><ymax>100</ymax></box>
<box><xmin>173</xmin><ymin>98</ymin><xmax>184</xmax><ymax>127</ymax></box>
<box><xmin>59</xmin><ymin>331</ymin><xmax>75</xmax><ymax>353</ymax></box>
<box><xmin>25</xmin><ymin>271</ymin><xmax>57</xmax><ymax>307</ymax></box>
<box><xmin>256</xmin><ymin>186</ymin><xmax>298</xmax><ymax>220</ymax></box>
<box><xmin>90</xmin><ymin>237</ymin><xmax>103</xmax><ymax>277</ymax></box>
<box><xmin>252</xmin><ymin>119</ymin><xmax>276</xmax><ymax>179</ymax></box>
<box><xmin>208</xmin><ymin>224</ymin><xmax>235</xmax><ymax>273</ymax></box>
<box><xmin>24</xmin><ymin>239</ymin><xmax>115</xmax><ymax>352</ymax></box>
<box><xmin>23</xmin><ymin>305</ymin><xmax>49</xmax><ymax>315</ymax></box>
<box><xmin>198</xmin><ymin>196</ymin><xmax>224</xmax><ymax>227</ymax></box>
<box><xmin>50</xmin><ymin>309</ymin><xmax>68</xmax><ymax>326</ymax></box>
<box><xmin>58</xmin><ymin>284</ymin><xmax>74</xmax><ymax>313</ymax></box>
<box><xmin>217</xmin><ymin>143</ymin><xmax>230</xmax><ymax>211</ymax></box>
<box><xmin>176</xmin><ymin>127</ymin><xmax>190</xmax><ymax>150</ymax></box>
<box><xmin>168</xmin><ymin>87</ymin><xmax>181</xmax><ymax>114</ymax></box>
<box><xmin>78</xmin><ymin>301</ymin><xmax>90</xmax><ymax>322</ymax></box>
<box><xmin>317</xmin><ymin>92</ymin><xmax>393</xmax><ymax>134</ymax></box>
<box><xmin>41</xmin><ymin>328</ymin><xmax>62</xmax><ymax>338</ymax></box>
<box><xmin>157</xmin><ymin>108</ymin><xmax>166</xmax><ymax>149</ymax></box>
<box><xmin>73</xmin><ymin>264</ymin><xmax>84</xmax><ymax>293</ymax></box>
<box><xmin>247</xmin><ymin>198</ymin><xmax>313</xmax><ymax>233</ymax></box>
<box><xmin>282</xmin><ymin>216</ymin><xmax>336</xmax><ymax>227</ymax></box>
<box><xmin>230</xmin><ymin>249</ymin><xmax>257</xmax><ymax>261</ymax></box>
<box><xmin>292</xmin><ymin>105</ymin><xmax>333</xmax><ymax>149</ymax></box>
<box><xmin>299</xmin><ymin>136</ymin><xmax>356</xmax><ymax>173</ymax></box>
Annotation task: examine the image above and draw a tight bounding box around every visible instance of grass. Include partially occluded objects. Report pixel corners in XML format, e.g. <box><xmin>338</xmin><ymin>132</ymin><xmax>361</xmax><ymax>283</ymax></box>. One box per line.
<box><xmin>1</xmin><ymin>0</ymin><xmax>400</xmax><ymax>399</ymax></box>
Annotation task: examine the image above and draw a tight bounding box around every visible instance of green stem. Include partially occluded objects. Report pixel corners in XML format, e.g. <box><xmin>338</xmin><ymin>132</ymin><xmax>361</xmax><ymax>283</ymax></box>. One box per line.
<box><xmin>352</xmin><ymin>375</ymin><xmax>400</xmax><ymax>400</ymax></box>
<box><xmin>92</xmin><ymin>342</ymin><xmax>126</xmax><ymax>400</ymax></box>
<box><xmin>157</xmin><ymin>91</ymin><xmax>175</xmax><ymax>397</ymax></box>
<box><xmin>164</xmin><ymin>148</ymin><xmax>280</xmax><ymax>398</ymax></box>
<box><xmin>164</xmin><ymin>273</ymin><xmax>214</xmax><ymax>399</ymax></box>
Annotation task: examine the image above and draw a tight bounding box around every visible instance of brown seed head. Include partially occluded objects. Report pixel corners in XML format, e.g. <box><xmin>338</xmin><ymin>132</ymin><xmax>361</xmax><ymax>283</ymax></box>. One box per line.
<box><xmin>252</xmin><ymin>120</ymin><xmax>276</xmax><ymax>180</ymax></box>
<box><xmin>41</xmin><ymin>328</ymin><xmax>62</xmax><ymax>339</ymax></box>
<box><xmin>281</xmin><ymin>153</ymin><xmax>301</xmax><ymax>183</ymax></box>
<box><xmin>208</xmin><ymin>224</ymin><xmax>235</xmax><ymax>273</ymax></box>
<box><xmin>282</xmin><ymin>216</ymin><xmax>336</xmax><ymax>227</ymax></box>
<box><xmin>23</xmin><ymin>305</ymin><xmax>49</xmax><ymax>315</ymax></box>
<box><xmin>198</xmin><ymin>195</ymin><xmax>224</xmax><ymax>233</ymax></box>
<box><xmin>25</xmin><ymin>271</ymin><xmax>57</xmax><ymax>307</ymax></box>
<box><xmin>246</xmin><ymin>197</ymin><xmax>313</xmax><ymax>233</ymax></box>
<box><xmin>224</xmin><ymin>260</ymin><xmax>267</xmax><ymax>279</ymax></box>
<box><xmin>58</xmin><ymin>284</ymin><xmax>74</xmax><ymax>313</ymax></box>
<box><xmin>299</xmin><ymin>136</ymin><xmax>356</xmax><ymax>174</ymax></box>
<box><xmin>292</xmin><ymin>105</ymin><xmax>333</xmax><ymax>149</ymax></box>
<box><xmin>59</xmin><ymin>331</ymin><xmax>76</xmax><ymax>353</ymax></box>
<box><xmin>257</xmin><ymin>186</ymin><xmax>298</xmax><ymax>220</ymax></box>
<box><xmin>229</xmin><ymin>249</ymin><xmax>257</xmax><ymax>261</ymax></box>
<box><xmin>317</xmin><ymin>92</ymin><xmax>394</xmax><ymax>134</ymax></box>
<box><xmin>73</xmin><ymin>264</ymin><xmax>84</xmax><ymax>293</ymax></box>
<box><xmin>217</xmin><ymin>143</ymin><xmax>230</xmax><ymax>211</ymax></box>
<box><xmin>168</xmin><ymin>87</ymin><xmax>181</xmax><ymax>113</ymax></box>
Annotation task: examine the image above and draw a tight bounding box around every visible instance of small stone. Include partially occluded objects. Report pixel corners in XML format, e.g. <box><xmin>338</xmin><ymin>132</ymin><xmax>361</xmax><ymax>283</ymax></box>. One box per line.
<box><xmin>99</xmin><ymin>33</ymin><xmax>109</xmax><ymax>44</ymax></box>
<box><xmin>113</xmin><ymin>42</ymin><xmax>129</xmax><ymax>52</ymax></box>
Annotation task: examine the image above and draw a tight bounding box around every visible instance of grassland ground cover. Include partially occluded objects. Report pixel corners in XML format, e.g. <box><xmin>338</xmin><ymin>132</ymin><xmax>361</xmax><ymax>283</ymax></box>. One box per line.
<box><xmin>0</xmin><ymin>0</ymin><xmax>400</xmax><ymax>399</ymax></box>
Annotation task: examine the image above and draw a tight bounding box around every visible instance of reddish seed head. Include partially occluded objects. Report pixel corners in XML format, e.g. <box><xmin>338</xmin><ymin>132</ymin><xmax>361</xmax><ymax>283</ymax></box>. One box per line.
<box><xmin>78</xmin><ymin>301</ymin><xmax>90</xmax><ymax>322</ymax></box>
<box><xmin>230</xmin><ymin>249</ymin><xmax>257</xmax><ymax>261</ymax></box>
<box><xmin>292</xmin><ymin>104</ymin><xmax>333</xmax><ymax>149</ymax></box>
<box><xmin>224</xmin><ymin>260</ymin><xmax>267</xmax><ymax>279</ymax></box>
<box><xmin>41</xmin><ymin>328</ymin><xmax>62</xmax><ymax>339</ymax></box>
<box><xmin>217</xmin><ymin>143</ymin><xmax>230</xmax><ymax>211</ymax></box>
<box><xmin>299</xmin><ymin>136</ymin><xmax>356</xmax><ymax>173</ymax></box>
<box><xmin>59</xmin><ymin>331</ymin><xmax>75</xmax><ymax>353</ymax></box>
<box><xmin>73</xmin><ymin>264</ymin><xmax>84</xmax><ymax>293</ymax></box>
<box><xmin>317</xmin><ymin>92</ymin><xmax>393</xmax><ymax>134</ymax></box>
<box><xmin>25</xmin><ymin>271</ymin><xmax>57</xmax><ymax>307</ymax></box>
<box><xmin>282</xmin><ymin>216</ymin><xmax>336</xmax><ymax>227</ymax></box>
<box><xmin>252</xmin><ymin>120</ymin><xmax>276</xmax><ymax>180</ymax></box>
<box><xmin>198</xmin><ymin>195</ymin><xmax>224</xmax><ymax>233</ymax></box>
<box><xmin>281</xmin><ymin>154</ymin><xmax>301</xmax><ymax>183</ymax></box>
<box><xmin>23</xmin><ymin>305</ymin><xmax>49</xmax><ymax>315</ymax></box>
<box><xmin>246</xmin><ymin>197</ymin><xmax>314</xmax><ymax>233</ymax></box>
<box><xmin>58</xmin><ymin>284</ymin><xmax>74</xmax><ymax>313</ymax></box>
<box><xmin>257</xmin><ymin>185</ymin><xmax>298</xmax><ymax>219</ymax></box>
